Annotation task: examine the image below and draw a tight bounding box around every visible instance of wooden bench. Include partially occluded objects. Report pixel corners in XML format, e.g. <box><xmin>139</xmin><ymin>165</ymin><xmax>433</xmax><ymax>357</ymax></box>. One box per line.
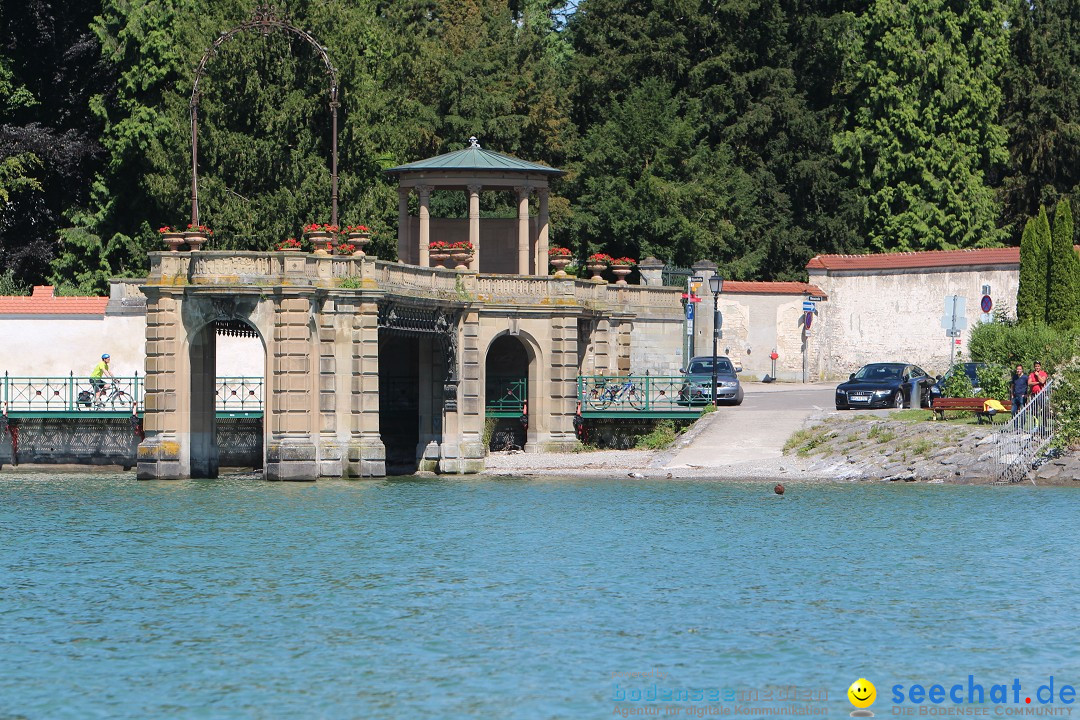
<box><xmin>931</xmin><ymin>397</ymin><xmax>1012</xmax><ymax>423</ymax></box>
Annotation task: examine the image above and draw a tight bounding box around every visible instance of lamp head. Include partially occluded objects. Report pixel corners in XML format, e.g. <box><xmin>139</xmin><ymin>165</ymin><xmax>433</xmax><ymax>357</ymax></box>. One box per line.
<box><xmin>708</xmin><ymin>275</ymin><xmax>723</xmax><ymax>294</ymax></box>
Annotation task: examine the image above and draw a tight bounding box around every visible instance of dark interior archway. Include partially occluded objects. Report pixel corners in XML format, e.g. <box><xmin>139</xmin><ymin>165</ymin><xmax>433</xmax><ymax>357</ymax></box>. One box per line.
<box><xmin>485</xmin><ymin>335</ymin><xmax>529</xmax><ymax>451</ymax></box>
<box><xmin>379</xmin><ymin>334</ymin><xmax>420</xmax><ymax>474</ymax></box>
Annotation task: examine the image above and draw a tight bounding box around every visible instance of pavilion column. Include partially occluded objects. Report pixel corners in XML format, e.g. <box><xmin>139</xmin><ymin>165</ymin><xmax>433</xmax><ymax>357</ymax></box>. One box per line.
<box><xmin>397</xmin><ymin>187</ymin><xmax>410</xmax><ymax>263</ymax></box>
<box><xmin>537</xmin><ymin>187</ymin><xmax>550</xmax><ymax>275</ymax></box>
<box><xmin>417</xmin><ymin>184</ymin><xmax>433</xmax><ymax>267</ymax></box>
<box><xmin>515</xmin><ymin>185</ymin><xmax>532</xmax><ymax>275</ymax></box>
<box><xmin>467</xmin><ymin>184</ymin><xmax>481</xmax><ymax>272</ymax></box>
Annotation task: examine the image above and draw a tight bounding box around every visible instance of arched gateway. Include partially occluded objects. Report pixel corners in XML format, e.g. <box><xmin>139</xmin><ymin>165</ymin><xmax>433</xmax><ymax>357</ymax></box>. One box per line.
<box><xmin>136</xmin><ymin>253</ymin><xmax>653</xmax><ymax>480</ymax></box>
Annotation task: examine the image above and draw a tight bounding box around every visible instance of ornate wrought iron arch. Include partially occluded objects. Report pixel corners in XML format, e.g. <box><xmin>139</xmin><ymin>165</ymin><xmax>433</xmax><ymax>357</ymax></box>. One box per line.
<box><xmin>189</xmin><ymin>3</ymin><xmax>341</xmax><ymax>228</ymax></box>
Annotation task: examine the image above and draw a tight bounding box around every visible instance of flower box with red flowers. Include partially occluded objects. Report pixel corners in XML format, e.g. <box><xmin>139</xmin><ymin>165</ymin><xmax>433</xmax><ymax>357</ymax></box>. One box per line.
<box><xmin>548</xmin><ymin>247</ymin><xmax>572</xmax><ymax>257</ymax></box>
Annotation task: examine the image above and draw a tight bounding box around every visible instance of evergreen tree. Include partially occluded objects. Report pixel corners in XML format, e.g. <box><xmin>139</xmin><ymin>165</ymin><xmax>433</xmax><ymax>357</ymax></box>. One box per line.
<box><xmin>999</xmin><ymin>0</ymin><xmax>1080</xmax><ymax>239</ymax></box>
<box><xmin>1035</xmin><ymin>205</ymin><xmax>1054</xmax><ymax>321</ymax></box>
<box><xmin>834</xmin><ymin>0</ymin><xmax>1009</xmax><ymax>252</ymax></box>
<box><xmin>1047</xmin><ymin>198</ymin><xmax>1078</xmax><ymax>328</ymax></box>
<box><xmin>1016</xmin><ymin>217</ymin><xmax>1044</xmax><ymax>323</ymax></box>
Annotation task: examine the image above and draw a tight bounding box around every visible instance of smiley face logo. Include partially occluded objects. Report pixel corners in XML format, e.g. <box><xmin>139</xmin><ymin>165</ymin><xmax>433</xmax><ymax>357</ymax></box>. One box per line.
<box><xmin>848</xmin><ymin>678</ymin><xmax>876</xmax><ymax>709</ymax></box>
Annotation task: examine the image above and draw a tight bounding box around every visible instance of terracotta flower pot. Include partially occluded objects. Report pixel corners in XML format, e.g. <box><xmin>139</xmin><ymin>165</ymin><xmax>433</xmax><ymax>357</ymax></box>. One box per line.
<box><xmin>451</xmin><ymin>250</ymin><xmax>474</xmax><ymax>270</ymax></box>
<box><xmin>183</xmin><ymin>232</ymin><xmax>208</xmax><ymax>251</ymax></box>
<box><xmin>430</xmin><ymin>251</ymin><xmax>450</xmax><ymax>268</ymax></box>
<box><xmin>587</xmin><ymin>262</ymin><xmax>608</xmax><ymax>282</ymax></box>
<box><xmin>611</xmin><ymin>265</ymin><xmax>632</xmax><ymax>285</ymax></box>
<box><xmin>345</xmin><ymin>232</ymin><xmax>371</xmax><ymax>256</ymax></box>
<box><xmin>161</xmin><ymin>232</ymin><xmax>185</xmax><ymax>252</ymax></box>
<box><xmin>306</xmin><ymin>232</ymin><xmax>334</xmax><ymax>255</ymax></box>
<box><xmin>549</xmin><ymin>256</ymin><xmax>572</xmax><ymax>277</ymax></box>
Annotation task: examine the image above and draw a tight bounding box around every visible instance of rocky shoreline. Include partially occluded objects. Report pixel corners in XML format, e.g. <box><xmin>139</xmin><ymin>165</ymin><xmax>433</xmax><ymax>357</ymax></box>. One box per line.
<box><xmin>481</xmin><ymin>413</ymin><xmax>1080</xmax><ymax>485</ymax></box>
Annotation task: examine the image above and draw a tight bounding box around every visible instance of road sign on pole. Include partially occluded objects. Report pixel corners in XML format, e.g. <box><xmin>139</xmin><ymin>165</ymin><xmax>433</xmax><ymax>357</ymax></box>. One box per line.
<box><xmin>802</xmin><ymin>301</ymin><xmax>817</xmax><ymax>313</ymax></box>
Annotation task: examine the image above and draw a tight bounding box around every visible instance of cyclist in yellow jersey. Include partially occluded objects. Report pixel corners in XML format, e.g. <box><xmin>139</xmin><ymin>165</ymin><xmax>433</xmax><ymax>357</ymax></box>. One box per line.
<box><xmin>90</xmin><ymin>353</ymin><xmax>114</xmax><ymax>404</ymax></box>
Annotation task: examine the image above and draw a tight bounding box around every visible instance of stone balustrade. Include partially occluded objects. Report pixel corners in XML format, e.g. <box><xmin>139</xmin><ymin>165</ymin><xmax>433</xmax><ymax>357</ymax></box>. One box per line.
<box><xmin>146</xmin><ymin>251</ymin><xmax>680</xmax><ymax>311</ymax></box>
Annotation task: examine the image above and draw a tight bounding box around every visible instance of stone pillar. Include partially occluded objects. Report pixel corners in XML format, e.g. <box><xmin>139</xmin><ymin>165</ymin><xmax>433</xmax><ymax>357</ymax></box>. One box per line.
<box><xmin>538</xmin><ymin>313</ymin><xmax>581</xmax><ymax>451</ymax></box>
<box><xmin>397</xmin><ymin>187</ymin><xmax>411</xmax><ymax>263</ymax></box>
<box><xmin>417</xmin><ymin>184</ymin><xmax>432</xmax><ymax>267</ymax></box>
<box><xmin>137</xmin><ymin>293</ymin><xmax>184</xmax><ymax>479</ymax></box>
<box><xmin>467</xmin><ymin>184</ymin><xmax>481</xmax><ymax>272</ymax></box>
<box><xmin>265</xmin><ymin>296</ymin><xmax>319</xmax><ymax>480</ymax></box>
<box><xmin>638</xmin><ymin>257</ymin><xmax>664</xmax><ymax>286</ymax></box>
<box><xmin>317</xmin><ymin>298</ymin><xmax>343</xmax><ymax>477</ymax></box>
<box><xmin>346</xmin><ymin>300</ymin><xmax>385</xmax><ymax>477</ymax></box>
<box><xmin>537</xmin><ymin>187</ymin><xmax>550</xmax><ymax>276</ymax></box>
<box><xmin>515</xmin><ymin>185</ymin><xmax>531</xmax><ymax>275</ymax></box>
<box><xmin>439</xmin><ymin>311</ymin><xmax>485</xmax><ymax>473</ymax></box>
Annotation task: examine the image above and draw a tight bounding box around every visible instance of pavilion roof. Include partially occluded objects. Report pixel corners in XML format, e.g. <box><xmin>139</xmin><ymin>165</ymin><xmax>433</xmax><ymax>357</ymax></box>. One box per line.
<box><xmin>386</xmin><ymin>138</ymin><xmax>564</xmax><ymax>177</ymax></box>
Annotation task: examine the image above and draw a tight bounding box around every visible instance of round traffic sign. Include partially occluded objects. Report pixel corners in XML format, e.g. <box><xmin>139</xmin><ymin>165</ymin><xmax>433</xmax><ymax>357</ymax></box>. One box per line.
<box><xmin>981</xmin><ymin>295</ymin><xmax>993</xmax><ymax>313</ymax></box>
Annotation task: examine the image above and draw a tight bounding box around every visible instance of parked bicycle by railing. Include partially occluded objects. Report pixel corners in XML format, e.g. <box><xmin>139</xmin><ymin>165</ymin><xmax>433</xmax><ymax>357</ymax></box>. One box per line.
<box><xmin>586</xmin><ymin>377</ymin><xmax>645</xmax><ymax>410</ymax></box>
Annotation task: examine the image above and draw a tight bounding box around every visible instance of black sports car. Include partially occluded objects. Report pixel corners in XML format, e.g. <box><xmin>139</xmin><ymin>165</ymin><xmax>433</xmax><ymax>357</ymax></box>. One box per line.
<box><xmin>835</xmin><ymin>362</ymin><xmax>935</xmax><ymax>410</ymax></box>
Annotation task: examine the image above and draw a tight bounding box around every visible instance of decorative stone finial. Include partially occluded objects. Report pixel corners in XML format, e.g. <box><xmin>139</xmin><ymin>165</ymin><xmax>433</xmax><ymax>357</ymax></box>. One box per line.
<box><xmin>469</xmin><ymin>136</ymin><xmax>480</xmax><ymax>148</ymax></box>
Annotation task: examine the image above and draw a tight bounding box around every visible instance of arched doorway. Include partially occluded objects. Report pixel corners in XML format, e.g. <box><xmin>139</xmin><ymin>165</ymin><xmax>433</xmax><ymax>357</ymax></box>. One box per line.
<box><xmin>188</xmin><ymin>318</ymin><xmax>266</xmax><ymax>478</ymax></box>
<box><xmin>485</xmin><ymin>335</ymin><xmax>530</xmax><ymax>451</ymax></box>
<box><xmin>378</xmin><ymin>334</ymin><xmax>421</xmax><ymax>474</ymax></box>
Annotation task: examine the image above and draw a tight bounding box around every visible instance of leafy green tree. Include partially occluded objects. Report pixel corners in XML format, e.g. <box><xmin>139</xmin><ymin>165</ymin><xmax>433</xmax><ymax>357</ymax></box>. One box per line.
<box><xmin>833</xmin><ymin>0</ymin><xmax>1009</xmax><ymax>252</ymax></box>
<box><xmin>1046</xmin><ymin>198</ymin><xmax>1078</xmax><ymax>328</ymax></box>
<box><xmin>969</xmin><ymin>316</ymin><xmax>1076</xmax><ymax>374</ymax></box>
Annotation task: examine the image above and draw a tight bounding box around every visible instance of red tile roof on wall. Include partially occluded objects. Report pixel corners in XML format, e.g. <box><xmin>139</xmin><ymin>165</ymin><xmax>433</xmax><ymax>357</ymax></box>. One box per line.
<box><xmin>806</xmin><ymin>247</ymin><xmax>1021</xmax><ymax>271</ymax></box>
<box><xmin>721</xmin><ymin>281</ymin><xmax>827</xmax><ymax>299</ymax></box>
<box><xmin>0</xmin><ymin>286</ymin><xmax>108</xmax><ymax>315</ymax></box>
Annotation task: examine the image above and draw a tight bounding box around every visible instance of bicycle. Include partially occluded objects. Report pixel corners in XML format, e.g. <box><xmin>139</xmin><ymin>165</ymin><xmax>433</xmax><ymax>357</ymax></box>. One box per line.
<box><xmin>87</xmin><ymin>381</ymin><xmax>134</xmax><ymax>409</ymax></box>
<box><xmin>586</xmin><ymin>378</ymin><xmax>644</xmax><ymax>410</ymax></box>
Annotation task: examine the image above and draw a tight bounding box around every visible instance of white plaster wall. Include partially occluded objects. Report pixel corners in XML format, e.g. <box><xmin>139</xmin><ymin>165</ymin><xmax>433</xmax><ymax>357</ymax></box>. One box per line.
<box><xmin>810</xmin><ymin>265</ymin><xmax>1019</xmax><ymax>379</ymax></box>
<box><xmin>0</xmin><ymin>315</ymin><xmax>146</xmax><ymax>377</ymax></box>
<box><xmin>0</xmin><ymin>315</ymin><xmax>264</xmax><ymax>378</ymax></box>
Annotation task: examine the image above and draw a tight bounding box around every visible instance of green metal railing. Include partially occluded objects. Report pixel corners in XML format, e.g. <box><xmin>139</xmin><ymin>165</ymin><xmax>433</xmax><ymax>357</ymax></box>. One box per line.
<box><xmin>1</xmin><ymin>374</ymin><xmax>265</xmax><ymax>415</ymax></box>
<box><xmin>486</xmin><ymin>376</ymin><xmax>527</xmax><ymax>417</ymax></box>
<box><xmin>577</xmin><ymin>375</ymin><xmax>701</xmax><ymax>416</ymax></box>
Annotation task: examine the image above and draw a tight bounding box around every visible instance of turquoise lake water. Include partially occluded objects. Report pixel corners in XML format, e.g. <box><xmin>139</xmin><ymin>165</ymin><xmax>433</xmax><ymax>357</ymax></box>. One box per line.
<box><xmin>2</xmin><ymin>473</ymin><xmax>1079</xmax><ymax>719</ymax></box>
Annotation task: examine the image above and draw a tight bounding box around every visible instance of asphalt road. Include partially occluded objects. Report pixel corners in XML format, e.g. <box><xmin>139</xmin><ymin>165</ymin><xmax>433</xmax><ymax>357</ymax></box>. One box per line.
<box><xmin>663</xmin><ymin>381</ymin><xmax>839</xmax><ymax>470</ymax></box>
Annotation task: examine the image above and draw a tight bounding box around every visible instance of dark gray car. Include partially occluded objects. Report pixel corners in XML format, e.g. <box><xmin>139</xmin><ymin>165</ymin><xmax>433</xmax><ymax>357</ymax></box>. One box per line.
<box><xmin>678</xmin><ymin>355</ymin><xmax>744</xmax><ymax>406</ymax></box>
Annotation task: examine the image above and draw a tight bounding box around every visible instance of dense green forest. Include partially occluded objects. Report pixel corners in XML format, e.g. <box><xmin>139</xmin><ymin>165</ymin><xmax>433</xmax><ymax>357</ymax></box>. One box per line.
<box><xmin>0</xmin><ymin>0</ymin><xmax>1077</xmax><ymax>294</ymax></box>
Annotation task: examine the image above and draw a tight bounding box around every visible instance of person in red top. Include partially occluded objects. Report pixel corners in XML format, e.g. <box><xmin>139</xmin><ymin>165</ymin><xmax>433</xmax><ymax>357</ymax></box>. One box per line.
<box><xmin>1028</xmin><ymin>360</ymin><xmax>1048</xmax><ymax>398</ymax></box>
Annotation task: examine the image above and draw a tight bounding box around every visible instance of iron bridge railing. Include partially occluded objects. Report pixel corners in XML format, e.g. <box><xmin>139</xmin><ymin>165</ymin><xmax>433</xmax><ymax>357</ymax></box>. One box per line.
<box><xmin>997</xmin><ymin>379</ymin><xmax>1055</xmax><ymax>484</ymax></box>
<box><xmin>1</xmin><ymin>374</ymin><xmax>265</xmax><ymax>414</ymax></box>
<box><xmin>577</xmin><ymin>375</ymin><xmax>702</xmax><ymax>415</ymax></box>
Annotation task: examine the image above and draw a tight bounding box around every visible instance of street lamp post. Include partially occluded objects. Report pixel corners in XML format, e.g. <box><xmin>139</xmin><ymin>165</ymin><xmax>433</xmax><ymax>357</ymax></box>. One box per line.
<box><xmin>708</xmin><ymin>274</ymin><xmax>724</xmax><ymax>407</ymax></box>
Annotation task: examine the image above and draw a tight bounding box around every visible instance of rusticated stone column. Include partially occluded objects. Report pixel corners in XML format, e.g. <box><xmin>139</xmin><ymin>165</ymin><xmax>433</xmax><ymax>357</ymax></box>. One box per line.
<box><xmin>137</xmin><ymin>292</ymin><xmax>184</xmax><ymax>479</ymax></box>
<box><xmin>346</xmin><ymin>300</ymin><xmax>385</xmax><ymax>477</ymax></box>
<box><xmin>317</xmin><ymin>298</ymin><xmax>343</xmax><ymax>477</ymax></box>
<box><xmin>265</xmin><ymin>295</ymin><xmax>319</xmax><ymax>480</ymax></box>
<box><xmin>539</xmin><ymin>312</ymin><xmax>581</xmax><ymax>451</ymax></box>
<box><xmin>440</xmin><ymin>311</ymin><xmax>485</xmax><ymax>473</ymax></box>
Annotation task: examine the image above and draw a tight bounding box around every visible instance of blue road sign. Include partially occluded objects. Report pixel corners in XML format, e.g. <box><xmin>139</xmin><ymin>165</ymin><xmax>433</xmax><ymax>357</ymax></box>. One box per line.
<box><xmin>686</xmin><ymin>303</ymin><xmax>695</xmax><ymax>321</ymax></box>
<box><xmin>802</xmin><ymin>301</ymin><xmax>816</xmax><ymax>313</ymax></box>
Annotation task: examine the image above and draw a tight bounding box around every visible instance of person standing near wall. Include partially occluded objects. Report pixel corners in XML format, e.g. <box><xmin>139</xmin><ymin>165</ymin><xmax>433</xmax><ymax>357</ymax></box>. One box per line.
<box><xmin>1011</xmin><ymin>364</ymin><xmax>1027</xmax><ymax>416</ymax></box>
<box><xmin>1028</xmin><ymin>361</ymin><xmax>1048</xmax><ymax>400</ymax></box>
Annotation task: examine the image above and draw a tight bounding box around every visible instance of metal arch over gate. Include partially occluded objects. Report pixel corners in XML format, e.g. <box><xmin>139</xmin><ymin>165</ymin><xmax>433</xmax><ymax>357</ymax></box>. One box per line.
<box><xmin>188</xmin><ymin>3</ymin><xmax>341</xmax><ymax>227</ymax></box>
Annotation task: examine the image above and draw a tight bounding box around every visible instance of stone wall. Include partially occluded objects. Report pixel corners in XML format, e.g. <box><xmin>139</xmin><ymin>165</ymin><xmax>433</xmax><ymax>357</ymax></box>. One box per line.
<box><xmin>809</xmin><ymin>264</ymin><xmax>1018</xmax><ymax>379</ymax></box>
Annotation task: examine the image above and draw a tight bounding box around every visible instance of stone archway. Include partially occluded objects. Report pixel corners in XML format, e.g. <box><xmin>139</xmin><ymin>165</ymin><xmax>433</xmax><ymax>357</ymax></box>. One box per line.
<box><xmin>485</xmin><ymin>334</ymin><xmax>531</xmax><ymax>450</ymax></box>
<box><xmin>182</xmin><ymin>298</ymin><xmax>268</xmax><ymax>479</ymax></box>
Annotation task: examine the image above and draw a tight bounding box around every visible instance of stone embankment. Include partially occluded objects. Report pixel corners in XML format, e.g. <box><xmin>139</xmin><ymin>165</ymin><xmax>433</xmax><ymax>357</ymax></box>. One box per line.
<box><xmin>784</xmin><ymin>414</ymin><xmax>1080</xmax><ymax>485</ymax></box>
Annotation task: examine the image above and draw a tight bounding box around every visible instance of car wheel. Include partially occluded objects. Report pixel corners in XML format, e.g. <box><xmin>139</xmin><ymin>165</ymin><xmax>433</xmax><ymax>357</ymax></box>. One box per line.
<box><xmin>835</xmin><ymin>404</ymin><xmax>847</xmax><ymax>410</ymax></box>
<box><xmin>893</xmin><ymin>391</ymin><xmax>904</xmax><ymax>409</ymax></box>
